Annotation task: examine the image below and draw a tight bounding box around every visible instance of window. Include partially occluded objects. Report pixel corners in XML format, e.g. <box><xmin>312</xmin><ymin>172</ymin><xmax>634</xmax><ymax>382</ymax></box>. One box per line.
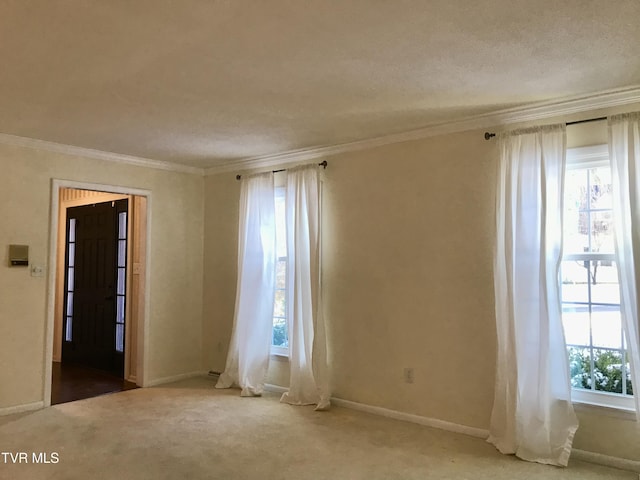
<box><xmin>272</xmin><ymin>185</ymin><xmax>289</xmax><ymax>355</ymax></box>
<box><xmin>64</xmin><ymin>218</ymin><xmax>76</xmax><ymax>342</ymax></box>
<box><xmin>115</xmin><ymin>211</ymin><xmax>127</xmax><ymax>353</ymax></box>
<box><xmin>561</xmin><ymin>146</ymin><xmax>634</xmax><ymax>409</ymax></box>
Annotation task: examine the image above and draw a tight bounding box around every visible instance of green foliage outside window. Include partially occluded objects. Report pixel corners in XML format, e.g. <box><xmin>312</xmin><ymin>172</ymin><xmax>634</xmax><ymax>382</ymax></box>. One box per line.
<box><xmin>273</xmin><ymin>321</ymin><xmax>288</xmax><ymax>348</ymax></box>
<box><xmin>568</xmin><ymin>347</ymin><xmax>633</xmax><ymax>395</ymax></box>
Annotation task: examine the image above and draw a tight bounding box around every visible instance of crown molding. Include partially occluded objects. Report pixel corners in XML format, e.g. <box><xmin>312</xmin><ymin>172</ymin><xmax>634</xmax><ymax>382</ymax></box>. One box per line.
<box><xmin>2</xmin><ymin>86</ymin><xmax>639</xmax><ymax>177</ymax></box>
<box><xmin>205</xmin><ymin>85</ymin><xmax>640</xmax><ymax>176</ymax></box>
<box><xmin>0</xmin><ymin>132</ymin><xmax>205</xmax><ymax>176</ymax></box>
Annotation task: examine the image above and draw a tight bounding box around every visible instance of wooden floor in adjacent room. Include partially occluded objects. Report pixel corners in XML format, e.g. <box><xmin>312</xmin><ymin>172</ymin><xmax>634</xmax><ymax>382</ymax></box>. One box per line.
<box><xmin>50</xmin><ymin>362</ymin><xmax>138</xmax><ymax>405</ymax></box>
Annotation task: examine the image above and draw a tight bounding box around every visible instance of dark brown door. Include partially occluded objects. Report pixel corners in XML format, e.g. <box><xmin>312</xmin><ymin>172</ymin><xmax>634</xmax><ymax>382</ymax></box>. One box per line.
<box><xmin>62</xmin><ymin>199</ymin><xmax>128</xmax><ymax>376</ymax></box>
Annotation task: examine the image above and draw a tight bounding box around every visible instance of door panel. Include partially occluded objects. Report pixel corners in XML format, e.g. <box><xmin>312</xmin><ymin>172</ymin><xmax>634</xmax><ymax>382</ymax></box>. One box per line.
<box><xmin>62</xmin><ymin>199</ymin><xmax>128</xmax><ymax>376</ymax></box>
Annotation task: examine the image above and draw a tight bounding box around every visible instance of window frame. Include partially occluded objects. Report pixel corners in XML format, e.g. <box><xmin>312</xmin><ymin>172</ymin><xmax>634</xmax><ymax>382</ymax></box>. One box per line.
<box><xmin>563</xmin><ymin>144</ymin><xmax>634</xmax><ymax>411</ymax></box>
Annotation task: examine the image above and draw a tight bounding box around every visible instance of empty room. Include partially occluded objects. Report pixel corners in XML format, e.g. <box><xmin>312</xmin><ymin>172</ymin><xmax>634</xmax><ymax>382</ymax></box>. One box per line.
<box><xmin>1</xmin><ymin>2</ymin><xmax>640</xmax><ymax>478</ymax></box>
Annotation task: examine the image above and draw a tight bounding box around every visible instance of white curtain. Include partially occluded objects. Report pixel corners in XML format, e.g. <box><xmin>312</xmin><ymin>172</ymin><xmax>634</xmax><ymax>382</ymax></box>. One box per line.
<box><xmin>488</xmin><ymin>125</ymin><xmax>578</xmax><ymax>466</ymax></box>
<box><xmin>609</xmin><ymin>112</ymin><xmax>640</xmax><ymax>420</ymax></box>
<box><xmin>280</xmin><ymin>165</ymin><xmax>331</xmax><ymax>410</ymax></box>
<box><xmin>216</xmin><ymin>172</ymin><xmax>276</xmax><ymax>396</ymax></box>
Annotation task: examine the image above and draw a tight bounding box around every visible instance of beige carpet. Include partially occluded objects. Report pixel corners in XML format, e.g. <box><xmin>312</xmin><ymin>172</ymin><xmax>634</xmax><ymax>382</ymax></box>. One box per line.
<box><xmin>0</xmin><ymin>376</ymin><xmax>635</xmax><ymax>479</ymax></box>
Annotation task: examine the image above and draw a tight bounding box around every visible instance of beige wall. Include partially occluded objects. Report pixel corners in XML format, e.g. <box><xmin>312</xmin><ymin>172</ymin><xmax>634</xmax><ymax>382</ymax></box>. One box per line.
<box><xmin>203</xmin><ymin>103</ymin><xmax>640</xmax><ymax>462</ymax></box>
<box><xmin>0</xmin><ymin>143</ymin><xmax>204</xmax><ymax>410</ymax></box>
<box><xmin>202</xmin><ymin>172</ymin><xmax>240</xmax><ymax>373</ymax></box>
<box><xmin>203</xmin><ymin>130</ymin><xmax>498</xmax><ymax>423</ymax></box>
<box><xmin>320</xmin><ymin>132</ymin><xmax>497</xmax><ymax>428</ymax></box>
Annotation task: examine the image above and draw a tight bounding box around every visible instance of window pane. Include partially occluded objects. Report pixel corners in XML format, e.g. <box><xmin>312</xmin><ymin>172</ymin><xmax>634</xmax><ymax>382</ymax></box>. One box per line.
<box><xmin>272</xmin><ymin>317</ymin><xmax>288</xmax><ymax>347</ymax></box>
<box><xmin>275</xmin><ymin>190</ymin><xmax>287</xmax><ymax>258</ymax></box>
<box><xmin>593</xmin><ymin>349</ymin><xmax>624</xmax><ymax>394</ymax></box>
<box><xmin>68</xmin><ymin>243</ymin><xmax>75</xmax><ymax>267</ymax></box>
<box><xmin>590</xmin><ymin>211</ymin><xmax>614</xmax><ymax>254</ymax></box>
<box><xmin>562</xmin><ymin>304</ymin><xmax>590</xmax><ymax>346</ymax></box>
<box><xmin>273</xmin><ymin>289</ymin><xmax>286</xmax><ymax>317</ymax></box>
<box><xmin>563</xmin><ymin>170</ymin><xmax>588</xmax><ymax>255</ymax></box>
<box><xmin>561</xmin><ymin>261</ymin><xmax>588</xmax><ymax>303</ymax></box>
<box><xmin>65</xmin><ymin>317</ymin><xmax>73</xmax><ymax>342</ymax></box>
<box><xmin>273</xmin><ymin>187</ymin><xmax>288</xmax><ymax>350</ymax></box>
<box><xmin>591</xmin><ymin>306</ymin><xmax>622</xmax><ymax>349</ymax></box>
<box><xmin>565</xmin><ymin>169</ymin><xmax>588</xmax><ymax>210</ymax></box>
<box><xmin>118</xmin><ymin>240</ymin><xmax>127</xmax><ymax>267</ymax></box>
<box><xmin>116</xmin><ymin>324</ymin><xmax>124</xmax><ymax>353</ymax></box>
<box><xmin>568</xmin><ymin>346</ymin><xmax>591</xmax><ymax>390</ymax></box>
<box><xmin>67</xmin><ymin>267</ymin><xmax>74</xmax><ymax>292</ymax></box>
<box><xmin>590</xmin><ymin>262</ymin><xmax>619</xmax><ymax>304</ymax></box>
<box><xmin>589</xmin><ymin>167</ymin><xmax>613</xmax><ymax>210</ymax></box>
<box><xmin>118</xmin><ymin>212</ymin><xmax>127</xmax><ymax>239</ymax></box>
<box><xmin>68</xmin><ymin>218</ymin><xmax>76</xmax><ymax>243</ymax></box>
<box><xmin>66</xmin><ymin>292</ymin><xmax>73</xmax><ymax>316</ymax></box>
<box><xmin>563</xmin><ymin>215</ymin><xmax>590</xmax><ymax>255</ymax></box>
<box><xmin>276</xmin><ymin>260</ymin><xmax>286</xmax><ymax>289</ymax></box>
<box><xmin>117</xmin><ymin>268</ymin><xmax>126</xmax><ymax>295</ymax></box>
<box><xmin>117</xmin><ymin>296</ymin><xmax>125</xmax><ymax>324</ymax></box>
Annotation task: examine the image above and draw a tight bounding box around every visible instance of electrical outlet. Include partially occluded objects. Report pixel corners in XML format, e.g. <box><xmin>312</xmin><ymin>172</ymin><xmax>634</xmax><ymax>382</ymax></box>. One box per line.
<box><xmin>403</xmin><ymin>367</ymin><xmax>414</xmax><ymax>384</ymax></box>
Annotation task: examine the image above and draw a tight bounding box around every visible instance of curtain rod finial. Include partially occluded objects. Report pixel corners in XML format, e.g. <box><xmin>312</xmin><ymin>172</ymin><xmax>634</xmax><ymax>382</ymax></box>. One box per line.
<box><xmin>485</xmin><ymin>132</ymin><xmax>496</xmax><ymax>140</ymax></box>
<box><xmin>319</xmin><ymin>160</ymin><xmax>328</xmax><ymax>169</ymax></box>
<box><xmin>236</xmin><ymin>174</ymin><xmax>242</xmax><ymax>180</ymax></box>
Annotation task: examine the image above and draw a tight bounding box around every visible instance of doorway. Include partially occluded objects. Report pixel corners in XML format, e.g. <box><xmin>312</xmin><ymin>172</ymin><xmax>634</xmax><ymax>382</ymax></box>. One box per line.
<box><xmin>46</xmin><ymin>183</ymin><xmax>150</xmax><ymax>406</ymax></box>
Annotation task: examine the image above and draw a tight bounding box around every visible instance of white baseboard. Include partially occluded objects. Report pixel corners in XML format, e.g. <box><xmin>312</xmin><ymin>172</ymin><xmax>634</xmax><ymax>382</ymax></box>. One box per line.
<box><xmin>0</xmin><ymin>401</ymin><xmax>44</xmax><ymax>417</ymax></box>
<box><xmin>330</xmin><ymin>397</ymin><xmax>490</xmax><ymax>439</ymax></box>
<box><xmin>144</xmin><ymin>370</ymin><xmax>208</xmax><ymax>387</ymax></box>
<box><xmin>264</xmin><ymin>383</ymin><xmax>639</xmax><ymax>472</ymax></box>
<box><xmin>264</xmin><ymin>383</ymin><xmax>488</xmax><ymax>438</ymax></box>
<box><xmin>572</xmin><ymin>449</ymin><xmax>640</xmax><ymax>473</ymax></box>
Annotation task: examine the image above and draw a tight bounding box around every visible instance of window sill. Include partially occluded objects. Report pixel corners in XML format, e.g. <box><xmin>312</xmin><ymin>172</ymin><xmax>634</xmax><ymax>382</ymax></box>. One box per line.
<box><xmin>270</xmin><ymin>346</ymin><xmax>289</xmax><ymax>359</ymax></box>
<box><xmin>571</xmin><ymin>390</ymin><xmax>636</xmax><ymax>420</ymax></box>
<box><xmin>573</xmin><ymin>401</ymin><xmax>636</xmax><ymax>420</ymax></box>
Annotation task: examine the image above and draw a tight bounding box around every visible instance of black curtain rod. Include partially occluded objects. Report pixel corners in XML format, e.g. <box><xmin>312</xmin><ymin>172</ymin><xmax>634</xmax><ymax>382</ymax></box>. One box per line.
<box><xmin>236</xmin><ymin>160</ymin><xmax>328</xmax><ymax>180</ymax></box>
<box><xmin>484</xmin><ymin>116</ymin><xmax>608</xmax><ymax>140</ymax></box>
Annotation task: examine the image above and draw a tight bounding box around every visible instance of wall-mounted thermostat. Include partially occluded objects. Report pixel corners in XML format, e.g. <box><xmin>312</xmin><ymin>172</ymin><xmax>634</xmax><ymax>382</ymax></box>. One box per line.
<box><xmin>9</xmin><ymin>244</ymin><xmax>29</xmax><ymax>266</ymax></box>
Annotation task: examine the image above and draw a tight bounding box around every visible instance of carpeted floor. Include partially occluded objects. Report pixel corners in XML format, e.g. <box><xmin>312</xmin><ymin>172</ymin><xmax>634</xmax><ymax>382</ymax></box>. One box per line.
<box><xmin>0</xmin><ymin>376</ymin><xmax>635</xmax><ymax>479</ymax></box>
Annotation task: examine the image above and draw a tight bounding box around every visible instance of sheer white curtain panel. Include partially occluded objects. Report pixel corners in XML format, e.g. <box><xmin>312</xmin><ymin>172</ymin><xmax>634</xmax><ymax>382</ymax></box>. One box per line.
<box><xmin>488</xmin><ymin>125</ymin><xmax>578</xmax><ymax>466</ymax></box>
<box><xmin>280</xmin><ymin>165</ymin><xmax>330</xmax><ymax>410</ymax></box>
<box><xmin>609</xmin><ymin>112</ymin><xmax>640</xmax><ymax>420</ymax></box>
<box><xmin>216</xmin><ymin>172</ymin><xmax>276</xmax><ymax>397</ymax></box>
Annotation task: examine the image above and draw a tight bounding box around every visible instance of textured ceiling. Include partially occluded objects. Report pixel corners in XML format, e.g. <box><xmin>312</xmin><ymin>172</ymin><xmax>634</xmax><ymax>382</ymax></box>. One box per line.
<box><xmin>1</xmin><ymin>1</ymin><xmax>639</xmax><ymax>168</ymax></box>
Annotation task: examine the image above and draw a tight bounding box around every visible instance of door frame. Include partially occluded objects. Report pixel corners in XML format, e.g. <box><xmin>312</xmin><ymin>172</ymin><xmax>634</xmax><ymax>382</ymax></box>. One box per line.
<box><xmin>44</xmin><ymin>179</ymin><xmax>152</xmax><ymax>408</ymax></box>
